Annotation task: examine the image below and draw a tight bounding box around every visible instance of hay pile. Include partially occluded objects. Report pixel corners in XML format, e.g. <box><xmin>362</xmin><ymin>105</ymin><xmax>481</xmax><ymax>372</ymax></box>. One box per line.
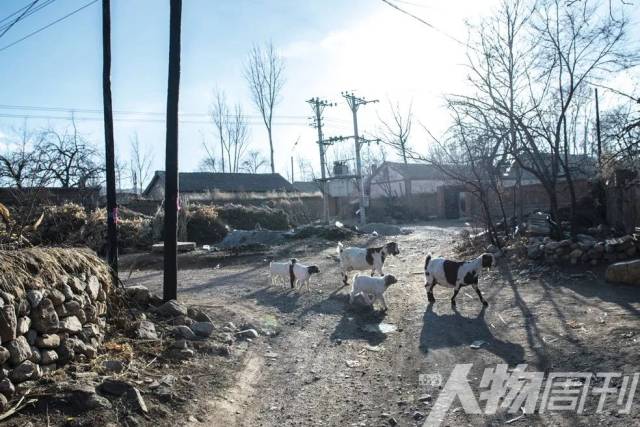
<box><xmin>82</xmin><ymin>208</ymin><xmax>153</xmax><ymax>254</ymax></box>
<box><xmin>0</xmin><ymin>247</ymin><xmax>114</xmax><ymax>393</ymax></box>
<box><xmin>186</xmin><ymin>204</ymin><xmax>228</xmax><ymax>244</ymax></box>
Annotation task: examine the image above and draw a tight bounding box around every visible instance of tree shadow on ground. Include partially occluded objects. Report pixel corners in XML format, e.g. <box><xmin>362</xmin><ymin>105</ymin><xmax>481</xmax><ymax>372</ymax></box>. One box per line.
<box><xmin>243</xmin><ymin>286</ymin><xmax>302</xmax><ymax>314</ymax></box>
<box><xmin>420</xmin><ymin>303</ymin><xmax>525</xmax><ymax>366</ymax></box>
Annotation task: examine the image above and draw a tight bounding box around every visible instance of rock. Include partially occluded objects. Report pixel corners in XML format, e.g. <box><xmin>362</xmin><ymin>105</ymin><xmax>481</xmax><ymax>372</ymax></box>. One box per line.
<box><xmin>31</xmin><ymin>298</ymin><xmax>59</xmax><ymax>333</ymax></box>
<box><xmin>64</xmin><ymin>300</ymin><xmax>82</xmax><ymax>316</ymax></box>
<box><xmin>236</xmin><ymin>329</ymin><xmax>259</xmax><ymax>339</ymax></box>
<box><xmin>29</xmin><ymin>346</ymin><xmax>41</xmax><ymax>363</ymax></box>
<box><xmin>67</xmin><ymin>383</ymin><xmax>112</xmax><ymax>410</ymax></box>
<box><xmin>60</xmin><ymin>284</ymin><xmax>74</xmax><ymax>301</ymax></box>
<box><xmin>84</xmin><ymin>305</ymin><xmax>98</xmax><ymax>323</ymax></box>
<box><xmin>10</xmin><ymin>360</ymin><xmax>41</xmax><ymax>383</ymax></box>
<box><xmin>172</xmin><ymin>315</ymin><xmax>193</xmax><ymax>327</ymax></box>
<box><xmin>16</xmin><ymin>316</ymin><xmax>31</xmax><ymax>335</ymax></box>
<box><xmin>0</xmin><ymin>378</ymin><xmax>15</xmax><ymax>396</ymax></box>
<box><xmin>17</xmin><ymin>299</ymin><xmax>30</xmax><ymax>316</ymax></box>
<box><xmin>606</xmin><ymin>259</ymin><xmax>640</xmax><ymax>285</ymax></box>
<box><xmin>545</xmin><ymin>241</ymin><xmax>561</xmax><ymax>251</ymax></box>
<box><xmin>136</xmin><ymin>321</ymin><xmax>158</xmax><ymax>340</ymax></box>
<box><xmin>191</xmin><ymin>321</ymin><xmax>215</xmax><ymax>337</ymax></box>
<box><xmin>0</xmin><ymin>305</ymin><xmax>17</xmax><ymax>342</ymax></box>
<box><xmin>99</xmin><ymin>378</ymin><xmax>133</xmax><ymax>396</ymax></box>
<box><xmin>87</xmin><ymin>276</ymin><xmax>101</xmax><ymax>301</ymax></box>
<box><xmin>59</xmin><ymin>316</ymin><xmax>82</xmax><ymax>333</ymax></box>
<box><xmin>125</xmin><ymin>285</ymin><xmax>151</xmax><ymax>305</ymax></box>
<box><xmin>47</xmin><ymin>289</ymin><xmax>66</xmax><ymax>306</ymax></box>
<box><xmin>26</xmin><ymin>329</ymin><xmax>37</xmax><ymax>346</ymax></box>
<box><xmin>0</xmin><ymin>393</ymin><xmax>6</xmax><ymax>412</ymax></box>
<box><xmin>174</xmin><ymin>325</ymin><xmax>196</xmax><ymax>340</ymax></box>
<box><xmin>40</xmin><ymin>350</ymin><xmax>58</xmax><ymax>365</ymax></box>
<box><xmin>41</xmin><ymin>364</ymin><xmax>56</xmax><ymax>375</ymax></box>
<box><xmin>388</xmin><ymin>417</ymin><xmax>398</xmax><ymax>426</ymax></box>
<box><xmin>527</xmin><ymin>244</ymin><xmax>544</xmax><ymax>260</ymax></box>
<box><xmin>187</xmin><ymin>307</ymin><xmax>213</xmax><ymax>323</ymax></box>
<box><xmin>418</xmin><ymin>394</ymin><xmax>432</xmax><ymax>402</ymax></box>
<box><xmin>82</xmin><ymin>324</ymin><xmax>101</xmax><ymax>339</ymax></box>
<box><xmin>69</xmin><ymin>277</ymin><xmax>86</xmax><ymax>294</ymax></box>
<box><xmin>156</xmin><ymin>300</ymin><xmax>188</xmax><ymax>318</ymax></box>
<box><xmin>26</xmin><ymin>290</ymin><xmax>44</xmax><ymax>308</ymax></box>
<box><xmin>413</xmin><ymin>411</ymin><xmax>425</xmax><ymax>420</ymax></box>
<box><xmin>102</xmin><ymin>360</ymin><xmax>124</xmax><ymax>373</ymax></box>
<box><xmin>7</xmin><ymin>336</ymin><xmax>32</xmax><ymax>366</ymax></box>
<box><xmin>0</xmin><ymin>347</ymin><xmax>9</xmax><ymax>365</ymax></box>
<box><xmin>36</xmin><ymin>334</ymin><xmax>60</xmax><ymax>349</ymax></box>
<box><xmin>171</xmin><ymin>339</ymin><xmax>188</xmax><ymax>349</ymax></box>
<box><xmin>56</xmin><ymin>338</ymin><xmax>77</xmax><ymax>362</ymax></box>
<box><xmin>486</xmin><ymin>244</ymin><xmax>499</xmax><ymax>253</ymax></box>
<box><xmin>97</xmin><ymin>288</ymin><xmax>107</xmax><ymax>302</ymax></box>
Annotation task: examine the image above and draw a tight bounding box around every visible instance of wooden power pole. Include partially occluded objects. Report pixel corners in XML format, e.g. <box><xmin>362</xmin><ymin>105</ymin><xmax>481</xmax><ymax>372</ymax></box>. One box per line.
<box><xmin>342</xmin><ymin>92</ymin><xmax>377</xmax><ymax>225</ymax></box>
<box><xmin>163</xmin><ymin>0</ymin><xmax>182</xmax><ymax>302</ymax></box>
<box><xmin>102</xmin><ymin>0</ymin><xmax>118</xmax><ymax>277</ymax></box>
<box><xmin>307</xmin><ymin>98</ymin><xmax>335</xmax><ymax>223</ymax></box>
<box><xmin>595</xmin><ymin>88</ymin><xmax>602</xmax><ymax>170</ymax></box>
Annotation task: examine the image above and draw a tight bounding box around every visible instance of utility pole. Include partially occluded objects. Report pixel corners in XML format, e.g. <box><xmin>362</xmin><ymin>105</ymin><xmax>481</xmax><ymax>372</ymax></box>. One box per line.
<box><xmin>102</xmin><ymin>0</ymin><xmax>118</xmax><ymax>278</ymax></box>
<box><xmin>595</xmin><ymin>88</ymin><xmax>602</xmax><ymax>170</ymax></box>
<box><xmin>163</xmin><ymin>0</ymin><xmax>182</xmax><ymax>302</ymax></box>
<box><xmin>342</xmin><ymin>92</ymin><xmax>378</xmax><ymax>225</ymax></box>
<box><xmin>307</xmin><ymin>98</ymin><xmax>335</xmax><ymax>223</ymax></box>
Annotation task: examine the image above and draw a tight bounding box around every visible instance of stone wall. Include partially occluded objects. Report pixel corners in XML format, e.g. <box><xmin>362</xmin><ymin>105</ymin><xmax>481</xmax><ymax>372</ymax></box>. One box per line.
<box><xmin>0</xmin><ymin>249</ymin><xmax>112</xmax><ymax>405</ymax></box>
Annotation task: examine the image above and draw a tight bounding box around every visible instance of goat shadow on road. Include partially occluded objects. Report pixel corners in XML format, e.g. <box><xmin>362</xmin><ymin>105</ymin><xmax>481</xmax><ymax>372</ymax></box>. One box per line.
<box><xmin>420</xmin><ymin>303</ymin><xmax>525</xmax><ymax>366</ymax></box>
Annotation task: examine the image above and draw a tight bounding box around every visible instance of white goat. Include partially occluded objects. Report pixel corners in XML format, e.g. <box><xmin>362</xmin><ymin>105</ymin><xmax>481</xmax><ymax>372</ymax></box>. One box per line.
<box><xmin>424</xmin><ymin>253</ymin><xmax>495</xmax><ymax>306</ymax></box>
<box><xmin>269</xmin><ymin>260</ymin><xmax>295</xmax><ymax>288</ymax></box>
<box><xmin>291</xmin><ymin>262</ymin><xmax>321</xmax><ymax>292</ymax></box>
<box><xmin>337</xmin><ymin>241</ymin><xmax>400</xmax><ymax>285</ymax></box>
<box><xmin>349</xmin><ymin>273</ymin><xmax>398</xmax><ymax>311</ymax></box>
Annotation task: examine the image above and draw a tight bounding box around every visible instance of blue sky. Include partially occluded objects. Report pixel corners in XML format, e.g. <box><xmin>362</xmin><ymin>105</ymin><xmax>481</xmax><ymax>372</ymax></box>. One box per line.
<box><xmin>0</xmin><ymin>0</ymin><xmax>638</xmax><ymax>187</ymax></box>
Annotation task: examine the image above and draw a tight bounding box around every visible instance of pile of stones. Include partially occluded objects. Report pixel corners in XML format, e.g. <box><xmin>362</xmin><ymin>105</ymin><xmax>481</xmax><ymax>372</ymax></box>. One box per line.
<box><xmin>526</xmin><ymin>234</ymin><xmax>639</xmax><ymax>265</ymax></box>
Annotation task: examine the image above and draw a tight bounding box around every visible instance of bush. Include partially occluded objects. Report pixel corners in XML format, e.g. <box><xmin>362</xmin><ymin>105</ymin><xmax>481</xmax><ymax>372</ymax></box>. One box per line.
<box><xmin>217</xmin><ymin>204</ymin><xmax>289</xmax><ymax>230</ymax></box>
<box><xmin>186</xmin><ymin>204</ymin><xmax>228</xmax><ymax>244</ymax></box>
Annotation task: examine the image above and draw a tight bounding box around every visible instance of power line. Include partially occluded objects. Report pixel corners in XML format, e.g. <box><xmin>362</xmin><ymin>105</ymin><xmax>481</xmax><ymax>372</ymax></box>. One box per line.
<box><xmin>0</xmin><ymin>0</ymin><xmax>98</xmax><ymax>53</ymax></box>
<box><xmin>0</xmin><ymin>0</ymin><xmax>57</xmax><ymax>33</ymax></box>
<box><xmin>380</xmin><ymin>0</ymin><xmax>468</xmax><ymax>47</ymax></box>
<box><xmin>0</xmin><ymin>2</ymin><xmax>32</xmax><ymax>25</ymax></box>
<box><xmin>0</xmin><ymin>103</ymin><xmax>353</xmax><ymax>124</ymax></box>
<box><xmin>0</xmin><ymin>0</ymin><xmax>40</xmax><ymax>40</ymax></box>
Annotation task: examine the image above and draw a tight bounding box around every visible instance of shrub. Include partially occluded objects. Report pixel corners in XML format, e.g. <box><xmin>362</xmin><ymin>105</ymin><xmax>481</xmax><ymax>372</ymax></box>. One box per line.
<box><xmin>217</xmin><ymin>204</ymin><xmax>289</xmax><ymax>230</ymax></box>
<box><xmin>34</xmin><ymin>203</ymin><xmax>87</xmax><ymax>245</ymax></box>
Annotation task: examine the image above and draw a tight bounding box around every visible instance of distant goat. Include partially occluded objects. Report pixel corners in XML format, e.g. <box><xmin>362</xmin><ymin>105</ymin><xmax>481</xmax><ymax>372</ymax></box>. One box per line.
<box><xmin>349</xmin><ymin>273</ymin><xmax>398</xmax><ymax>311</ymax></box>
<box><xmin>424</xmin><ymin>253</ymin><xmax>494</xmax><ymax>306</ymax></box>
<box><xmin>337</xmin><ymin>241</ymin><xmax>399</xmax><ymax>285</ymax></box>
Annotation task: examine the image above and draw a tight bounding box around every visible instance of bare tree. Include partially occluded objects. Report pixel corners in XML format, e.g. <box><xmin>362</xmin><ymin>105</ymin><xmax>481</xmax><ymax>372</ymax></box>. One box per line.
<box><xmin>378</xmin><ymin>99</ymin><xmax>412</xmax><ymax>164</ymax></box>
<box><xmin>40</xmin><ymin>117</ymin><xmax>102</xmax><ymax>188</ymax></box>
<box><xmin>209</xmin><ymin>89</ymin><xmax>228</xmax><ymax>172</ymax></box>
<box><xmin>244</xmin><ymin>42</ymin><xmax>285</xmax><ymax>173</ymax></box>
<box><xmin>241</xmin><ymin>150</ymin><xmax>268</xmax><ymax>173</ymax></box>
<box><xmin>129</xmin><ymin>132</ymin><xmax>153</xmax><ymax>194</ymax></box>
<box><xmin>226</xmin><ymin>104</ymin><xmax>250</xmax><ymax>173</ymax></box>
<box><xmin>0</xmin><ymin>125</ymin><xmax>49</xmax><ymax>188</ymax></box>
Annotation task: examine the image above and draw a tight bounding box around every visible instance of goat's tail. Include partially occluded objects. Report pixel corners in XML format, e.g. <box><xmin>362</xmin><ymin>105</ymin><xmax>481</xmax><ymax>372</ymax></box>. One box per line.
<box><xmin>424</xmin><ymin>253</ymin><xmax>432</xmax><ymax>271</ymax></box>
<box><xmin>337</xmin><ymin>242</ymin><xmax>344</xmax><ymax>255</ymax></box>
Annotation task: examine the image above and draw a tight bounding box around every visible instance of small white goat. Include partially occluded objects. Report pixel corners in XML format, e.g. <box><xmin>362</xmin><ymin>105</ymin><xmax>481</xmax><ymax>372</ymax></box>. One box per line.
<box><xmin>424</xmin><ymin>253</ymin><xmax>495</xmax><ymax>306</ymax></box>
<box><xmin>337</xmin><ymin>241</ymin><xmax>400</xmax><ymax>285</ymax></box>
<box><xmin>291</xmin><ymin>261</ymin><xmax>320</xmax><ymax>292</ymax></box>
<box><xmin>349</xmin><ymin>273</ymin><xmax>398</xmax><ymax>311</ymax></box>
<box><xmin>269</xmin><ymin>259</ymin><xmax>295</xmax><ymax>288</ymax></box>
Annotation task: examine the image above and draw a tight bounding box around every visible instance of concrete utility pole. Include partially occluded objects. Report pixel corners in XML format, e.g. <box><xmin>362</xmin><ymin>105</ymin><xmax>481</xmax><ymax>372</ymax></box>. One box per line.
<box><xmin>102</xmin><ymin>0</ymin><xmax>118</xmax><ymax>278</ymax></box>
<box><xmin>595</xmin><ymin>88</ymin><xmax>602</xmax><ymax>170</ymax></box>
<box><xmin>163</xmin><ymin>0</ymin><xmax>182</xmax><ymax>302</ymax></box>
<box><xmin>342</xmin><ymin>92</ymin><xmax>378</xmax><ymax>225</ymax></box>
<box><xmin>307</xmin><ymin>98</ymin><xmax>335</xmax><ymax>223</ymax></box>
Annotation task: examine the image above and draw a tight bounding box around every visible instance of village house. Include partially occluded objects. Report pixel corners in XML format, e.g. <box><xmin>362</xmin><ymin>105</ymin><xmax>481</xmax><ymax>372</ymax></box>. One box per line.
<box><xmin>366</xmin><ymin>161</ymin><xmax>466</xmax><ymax>220</ymax></box>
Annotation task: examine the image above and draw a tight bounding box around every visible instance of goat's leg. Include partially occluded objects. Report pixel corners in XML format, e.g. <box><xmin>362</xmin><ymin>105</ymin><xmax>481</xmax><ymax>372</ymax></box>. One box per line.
<box><xmin>361</xmin><ymin>292</ymin><xmax>373</xmax><ymax>306</ymax></box>
<box><xmin>426</xmin><ymin>280</ymin><xmax>436</xmax><ymax>303</ymax></box>
<box><xmin>341</xmin><ymin>269</ymin><xmax>349</xmax><ymax>286</ymax></box>
<box><xmin>451</xmin><ymin>284</ymin><xmax>461</xmax><ymax>306</ymax></box>
<box><xmin>379</xmin><ymin>294</ymin><xmax>388</xmax><ymax>311</ymax></box>
<box><xmin>472</xmin><ymin>283</ymin><xmax>488</xmax><ymax>306</ymax></box>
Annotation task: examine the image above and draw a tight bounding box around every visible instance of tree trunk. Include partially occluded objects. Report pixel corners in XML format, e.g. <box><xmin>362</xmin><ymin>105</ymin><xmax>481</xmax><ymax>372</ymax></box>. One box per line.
<box><xmin>267</xmin><ymin>127</ymin><xmax>275</xmax><ymax>174</ymax></box>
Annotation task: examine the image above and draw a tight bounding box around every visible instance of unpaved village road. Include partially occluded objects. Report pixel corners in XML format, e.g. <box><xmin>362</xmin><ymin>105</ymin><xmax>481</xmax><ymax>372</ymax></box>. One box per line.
<box><xmin>126</xmin><ymin>223</ymin><xmax>640</xmax><ymax>427</ymax></box>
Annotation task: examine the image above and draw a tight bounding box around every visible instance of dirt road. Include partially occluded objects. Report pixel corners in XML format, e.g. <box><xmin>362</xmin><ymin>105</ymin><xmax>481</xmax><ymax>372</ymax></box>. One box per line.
<box><xmin>126</xmin><ymin>223</ymin><xmax>640</xmax><ymax>426</ymax></box>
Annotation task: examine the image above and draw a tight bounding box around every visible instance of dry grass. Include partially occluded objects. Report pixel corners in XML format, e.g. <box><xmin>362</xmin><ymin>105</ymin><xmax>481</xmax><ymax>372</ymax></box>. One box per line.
<box><xmin>0</xmin><ymin>247</ymin><xmax>112</xmax><ymax>299</ymax></box>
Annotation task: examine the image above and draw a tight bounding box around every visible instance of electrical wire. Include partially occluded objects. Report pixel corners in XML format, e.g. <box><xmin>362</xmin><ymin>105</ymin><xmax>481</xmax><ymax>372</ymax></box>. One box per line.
<box><xmin>0</xmin><ymin>0</ymin><xmax>57</xmax><ymax>33</ymax></box>
<box><xmin>0</xmin><ymin>0</ymin><xmax>40</xmax><ymax>40</ymax></box>
<box><xmin>0</xmin><ymin>0</ymin><xmax>98</xmax><ymax>53</ymax></box>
